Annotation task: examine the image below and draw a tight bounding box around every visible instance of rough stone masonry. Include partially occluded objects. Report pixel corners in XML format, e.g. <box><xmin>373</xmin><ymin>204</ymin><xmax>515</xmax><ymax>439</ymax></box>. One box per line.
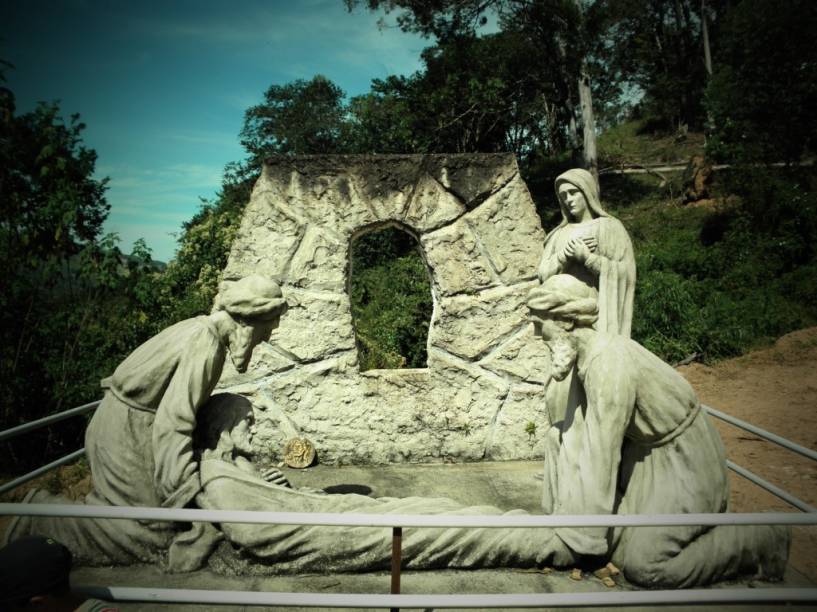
<box><xmin>216</xmin><ymin>153</ymin><xmax>552</xmax><ymax>465</ymax></box>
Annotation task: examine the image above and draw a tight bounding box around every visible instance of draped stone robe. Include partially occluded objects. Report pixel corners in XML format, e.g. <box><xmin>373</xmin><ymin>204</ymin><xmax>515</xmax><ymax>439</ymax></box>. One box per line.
<box><xmin>542</xmin><ymin>332</ymin><xmax>789</xmax><ymax>588</ymax></box>
<box><xmin>537</xmin><ymin>217</ymin><xmax>635</xmax><ymax>337</ymax></box>
<box><xmin>196</xmin><ymin>457</ymin><xmax>552</xmax><ymax>573</ymax></box>
<box><xmin>6</xmin><ymin>316</ymin><xmax>226</xmax><ymax>564</ymax></box>
<box><xmin>537</xmin><ymin>215</ymin><xmax>636</xmax><ymax>435</ymax></box>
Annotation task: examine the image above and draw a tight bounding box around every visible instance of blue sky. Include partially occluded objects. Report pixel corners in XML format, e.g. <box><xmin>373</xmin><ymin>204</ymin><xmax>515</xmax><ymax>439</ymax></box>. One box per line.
<box><xmin>1</xmin><ymin>0</ymin><xmax>431</xmax><ymax>261</ymax></box>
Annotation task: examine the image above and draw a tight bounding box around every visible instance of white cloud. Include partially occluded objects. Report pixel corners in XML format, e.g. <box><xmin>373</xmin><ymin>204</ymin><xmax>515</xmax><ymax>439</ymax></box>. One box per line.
<box><xmin>103</xmin><ymin>219</ymin><xmax>185</xmax><ymax>262</ymax></box>
<box><xmin>164</xmin><ymin>130</ymin><xmax>240</xmax><ymax>148</ymax></box>
<box><xmin>98</xmin><ymin>163</ymin><xmax>223</xmax><ymax>193</ymax></box>
<box><xmin>127</xmin><ymin>1</ymin><xmax>428</xmax><ymax>81</ymax></box>
<box><xmin>96</xmin><ymin>161</ymin><xmax>227</xmax><ymax>260</ymax></box>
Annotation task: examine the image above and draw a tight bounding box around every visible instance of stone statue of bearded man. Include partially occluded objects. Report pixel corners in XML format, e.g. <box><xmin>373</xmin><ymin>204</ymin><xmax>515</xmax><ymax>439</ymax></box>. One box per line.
<box><xmin>527</xmin><ymin>274</ymin><xmax>788</xmax><ymax>588</ymax></box>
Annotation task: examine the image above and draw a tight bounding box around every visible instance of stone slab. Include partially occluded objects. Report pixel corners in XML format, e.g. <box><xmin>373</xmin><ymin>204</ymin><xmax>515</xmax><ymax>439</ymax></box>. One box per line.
<box><xmin>219</xmin><ymin>154</ymin><xmax>550</xmax><ymax>464</ymax></box>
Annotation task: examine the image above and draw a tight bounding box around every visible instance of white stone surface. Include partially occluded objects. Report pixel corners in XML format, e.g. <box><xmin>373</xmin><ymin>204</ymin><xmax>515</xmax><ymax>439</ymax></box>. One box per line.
<box><xmin>217</xmin><ymin>154</ymin><xmax>549</xmax><ymax>464</ymax></box>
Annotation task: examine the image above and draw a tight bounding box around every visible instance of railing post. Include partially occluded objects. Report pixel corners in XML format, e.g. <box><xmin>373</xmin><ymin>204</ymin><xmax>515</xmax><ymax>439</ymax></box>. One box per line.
<box><xmin>390</xmin><ymin>526</ymin><xmax>402</xmax><ymax>612</ymax></box>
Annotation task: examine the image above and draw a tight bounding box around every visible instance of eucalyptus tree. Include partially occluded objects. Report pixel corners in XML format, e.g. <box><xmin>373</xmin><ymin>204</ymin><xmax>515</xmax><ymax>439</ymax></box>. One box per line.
<box><xmin>345</xmin><ymin>0</ymin><xmax>603</xmax><ymax>182</ymax></box>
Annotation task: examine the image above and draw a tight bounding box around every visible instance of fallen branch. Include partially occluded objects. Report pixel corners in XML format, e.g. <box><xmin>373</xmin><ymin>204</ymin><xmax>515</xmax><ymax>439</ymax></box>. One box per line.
<box><xmin>599</xmin><ymin>159</ymin><xmax>815</xmax><ymax>176</ymax></box>
<box><xmin>673</xmin><ymin>352</ymin><xmax>703</xmax><ymax>367</ymax></box>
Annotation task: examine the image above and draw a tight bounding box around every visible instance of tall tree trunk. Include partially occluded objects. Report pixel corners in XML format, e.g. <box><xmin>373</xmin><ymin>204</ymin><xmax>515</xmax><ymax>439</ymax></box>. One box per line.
<box><xmin>573</xmin><ymin>0</ymin><xmax>599</xmax><ymax>192</ymax></box>
<box><xmin>701</xmin><ymin>0</ymin><xmax>715</xmax><ymax>135</ymax></box>
<box><xmin>701</xmin><ymin>0</ymin><xmax>713</xmax><ymax>76</ymax></box>
<box><xmin>553</xmin><ymin>23</ymin><xmax>580</xmax><ymax>158</ymax></box>
<box><xmin>578</xmin><ymin>63</ymin><xmax>598</xmax><ymax>189</ymax></box>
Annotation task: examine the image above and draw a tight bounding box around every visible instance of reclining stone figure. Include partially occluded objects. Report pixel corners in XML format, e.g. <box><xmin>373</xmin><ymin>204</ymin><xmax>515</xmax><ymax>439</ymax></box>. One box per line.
<box><xmin>527</xmin><ymin>274</ymin><xmax>789</xmax><ymax>588</ymax></box>
<box><xmin>180</xmin><ymin>393</ymin><xmax>557</xmax><ymax>573</ymax></box>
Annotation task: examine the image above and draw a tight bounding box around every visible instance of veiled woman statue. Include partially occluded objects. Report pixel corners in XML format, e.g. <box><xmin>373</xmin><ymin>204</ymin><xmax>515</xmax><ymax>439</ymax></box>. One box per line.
<box><xmin>538</xmin><ymin>168</ymin><xmax>636</xmax><ymax>336</ymax></box>
<box><xmin>537</xmin><ymin>169</ymin><xmax>636</xmax><ymax>511</ymax></box>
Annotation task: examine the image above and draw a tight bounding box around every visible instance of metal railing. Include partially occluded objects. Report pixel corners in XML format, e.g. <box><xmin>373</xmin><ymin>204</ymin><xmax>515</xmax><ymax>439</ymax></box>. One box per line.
<box><xmin>69</xmin><ymin>586</ymin><xmax>817</xmax><ymax>609</ymax></box>
<box><xmin>0</xmin><ymin>400</ymin><xmax>100</xmax><ymax>442</ymax></box>
<box><xmin>702</xmin><ymin>404</ymin><xmax>817</xmax><ymax>513</ymax></box>
<box><xmin>1</xmin><ymin>398</ymin><xmax>816</xmax><ymax>609</ymax></box>
<box><xmin>3</xmin><ymin>503</ymin><xmax>817</xmax><ymax>528</ymax></box>
<box><xmin>1</xmin><ymin>502</ymin><xmax>816</xmax><ymax>609</ymax></box>
<box><xmin>0</xmin><ymin>400</ymin><xmax>98</xmax><ymax>496</ymax></box>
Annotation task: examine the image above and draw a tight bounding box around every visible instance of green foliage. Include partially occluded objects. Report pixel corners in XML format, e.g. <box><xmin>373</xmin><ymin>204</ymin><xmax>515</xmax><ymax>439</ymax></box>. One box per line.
<box><xmin>351</xmin><ymin>32</ymin><xmax>561</xmax><ymax>156</ymax></box>
<box><xmin>612</xmin><ymin>164</ymin><xmax>817</xmax><ymax>363</ymax></box>
<box><xmin>349</xmin><ymin>226</ymin><xmax>433</xmax><ymax>370</ymax></box>
<box><xmin>0</xmin><ymin>102</ymin><xmax>109</xmax><ymax>261</ymax></box>
<box><xmin>345</xmin><ymin>0</ymin><xmax>500</xmax><ymax>37</ymax></box>
<box><xmin>598</xmin><ymin>119</ymin><xmax>706</xmax><ymax>166</ymax></box>
<box><xmin>705</xmin><ymin>0</ymin><xmax>817</xmax><ymax>163</ymax></box>
<box><xmin>348</xmin><ymin>78</ymin><xmax>418</xmax><ymax>153</ymax></box>
<box><xmin>150</xmin><ymin>168</ymin><xmax>255</xmax><ymax>329</ymax></box>
<box><xmin>6</xmin><ymin>0</ymin><xmax>817</xmax><ymax>476</ymax></box>
<box><xmin>588</xmin><ymin>0</ymin><xmax>723</xmax><ymax>131</ymax></box>
<box><xmin>240</xmin><ymin>75</ymin><xmax>350</xmax><ymax>163</ymax></box>
<box><xmin>0</xmin><ymin>74</ymin><xmax>166</xmax><ymax>470</ymax></box>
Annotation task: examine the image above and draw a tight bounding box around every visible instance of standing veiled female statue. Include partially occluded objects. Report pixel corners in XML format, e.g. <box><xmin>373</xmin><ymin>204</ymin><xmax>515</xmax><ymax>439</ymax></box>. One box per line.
<box><xmin>537</xmin><ymin>169</ymin><xmax>637</xmax><ymax>505</ymax></box>
<box><xmin>538</xmin><ymin>168</ymin><xmax>636</xmax><ymax>336</ymax></box>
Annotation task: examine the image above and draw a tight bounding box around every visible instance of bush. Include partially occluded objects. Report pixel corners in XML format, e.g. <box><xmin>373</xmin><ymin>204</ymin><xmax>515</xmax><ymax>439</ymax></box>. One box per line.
<box><xmin>629</xmin><ymin>166</ymin><xmax>817</xmax><ymax>363</ymax></box>
<box><xmin>350</xmin><ymin>226</ymin><xmax>433</xmax><ymax>370</ymax></box>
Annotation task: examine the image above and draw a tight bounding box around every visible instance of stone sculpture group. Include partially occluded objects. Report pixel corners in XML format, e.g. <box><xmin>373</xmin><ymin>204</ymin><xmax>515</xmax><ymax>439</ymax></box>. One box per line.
<box><xmin>6</xmin><ymin>162</ymin><xmax>789</xmax><ymax>588</ymax></box>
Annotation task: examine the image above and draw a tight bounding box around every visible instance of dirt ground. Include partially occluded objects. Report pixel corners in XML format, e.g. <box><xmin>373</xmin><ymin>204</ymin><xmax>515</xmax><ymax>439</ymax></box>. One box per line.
<box><xmin>678</xmin><ymin>326</ymin><xmax>817</xmax><ymax>583</ymax></box>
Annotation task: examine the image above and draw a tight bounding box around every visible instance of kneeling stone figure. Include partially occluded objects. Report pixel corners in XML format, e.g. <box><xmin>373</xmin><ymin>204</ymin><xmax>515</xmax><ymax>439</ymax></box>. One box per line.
<box><xmin>528</xmin><ymin>274</ymin><xmax>789</xmax><ymax>588</ymax></box>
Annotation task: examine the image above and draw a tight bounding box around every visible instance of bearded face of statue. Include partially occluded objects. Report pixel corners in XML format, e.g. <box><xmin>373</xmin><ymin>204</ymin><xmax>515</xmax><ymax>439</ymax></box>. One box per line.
<box><xmin>227</xmin><ymin>316</ymin><xmax>279</xmax><ymax>373</ymax></box>
<box><xmin>531</xmin><ymin>315</ymin><xmax>578</xmax><ymax>381</ymax></box>
<box><xmin>228</xmin><ymin>416</ymin><xmax>255</xmax><ymax>455</ymax></box>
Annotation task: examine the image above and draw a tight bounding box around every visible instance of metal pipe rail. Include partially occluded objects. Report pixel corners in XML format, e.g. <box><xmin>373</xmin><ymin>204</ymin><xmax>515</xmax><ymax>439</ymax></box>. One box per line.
<box><xmin>704</xmin><ymin>404</ymin><xmax>817</xmax><ymax>463</ymax></box>
<box><xmin>1</xmin><ymin>403</ymin><xmax>815</xmax><ymax>514</ymax></box>
<box><xmin>0</xmin><ymin>448</ymin><xmax>86</xmax><ymax>496</ymax></box>
<box><xmin>0</xmin><ymin>400</ymin><xmax>100</xmax><ymax>443</ymax></box>
<box><xmin>4</xmin><ymin>504</ymin><xmax>816</xmax><ymax>609</ymax></box>
<box><xmin>3</xmin><ymin>400</ymin><xmax>817</xmax><ymax>610</ymax></box>
<box><xmin>727</xmin><ymin>460</ymin><xmax>816</xmax><ymax>513</ymax></box>
<box><xmin>76</xmin><ymin>586</ymin><xmax>817</xmax><ymax>608</ymax></box>
<box><xmin>2</xmin><ymin>503</ymin><xmax>817</xmax><ymax>528</ymax></box>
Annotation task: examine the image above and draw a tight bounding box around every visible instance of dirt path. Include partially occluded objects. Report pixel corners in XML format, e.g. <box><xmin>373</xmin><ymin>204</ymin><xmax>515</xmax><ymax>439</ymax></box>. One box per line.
<box><xmin>678</xmin><ymin>327</ymin><xmax>817</xmax><ymax>582</ymax></box>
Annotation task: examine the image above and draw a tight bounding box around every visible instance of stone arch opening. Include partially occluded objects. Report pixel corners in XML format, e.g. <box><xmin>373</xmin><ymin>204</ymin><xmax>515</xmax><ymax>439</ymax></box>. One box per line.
<box><xmin>348</xmin><ymin>221</ymin><xmax>434</xmax><ymax>371</ymax></box>
<box><xmin>220</xmin><ymin>154</ymin><xmax>550</xmax><ymax>464</ymax></box>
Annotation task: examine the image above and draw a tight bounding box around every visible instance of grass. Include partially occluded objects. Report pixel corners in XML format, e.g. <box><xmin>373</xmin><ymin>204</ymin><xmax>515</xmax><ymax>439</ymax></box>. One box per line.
<box><xmin>598</xmin><ymin>119</ymin><xmax>706</xmax><ymax>167</ymax></box>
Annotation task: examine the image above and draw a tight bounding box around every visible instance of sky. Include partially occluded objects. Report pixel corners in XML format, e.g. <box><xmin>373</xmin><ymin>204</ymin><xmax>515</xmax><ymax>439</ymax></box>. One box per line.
<box><xmin>1</xmin><ymin>0</ymin><xmax>432</xmax><ymax>262</ymax></box>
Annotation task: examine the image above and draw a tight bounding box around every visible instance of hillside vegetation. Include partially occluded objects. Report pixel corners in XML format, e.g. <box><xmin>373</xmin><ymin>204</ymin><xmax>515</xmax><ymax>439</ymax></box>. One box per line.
<box><xmin>598</xmin><ymin>123</ymin><xmax>817</xmax><ymax>363</ymax></box>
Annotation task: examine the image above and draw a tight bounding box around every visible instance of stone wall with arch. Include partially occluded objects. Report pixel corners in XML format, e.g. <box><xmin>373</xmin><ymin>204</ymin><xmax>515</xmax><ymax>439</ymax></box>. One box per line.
<box><xmin>216</xmin><ymin>154</ymin><xmax>552</xmax><ymax>464</ymax></box>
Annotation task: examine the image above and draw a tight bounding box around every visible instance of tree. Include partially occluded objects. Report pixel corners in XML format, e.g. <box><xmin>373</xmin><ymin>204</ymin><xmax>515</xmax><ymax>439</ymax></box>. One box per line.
<box><xmin>588</xmin><ymin>0</ymin><xmax>733</xmax><ymax>132</ymax></box>
<box><xmin>0</xmin><ymin>68</ymin><xmax>164</xmax><ymax>469</ymax></box>
<box><xmin>240</xmin><ymin>75</ymin><xmax>350</xmax><ymax>164</ymax></box>
<box><xmin>154</xmin><ymin>170</ymin><xmax>251</xmax><ymax>326</ymax></box>
<box><xmin>345</xmin><ymin>0</ymin><xmax>601</xmax><ymax>182</ymax></box>
<box><xmin>349</xmin><ymin>31</ymin><xmax>560</xmax><ymax>157</ymax></box>
<box><xmin>0</xmin><ymin>104</ymin><xmax>109</xmax><ymax>264</ymax></box>
<box><xmin>704</xmin><ymin>0</ymin><xmax>817</xmax><ymax>163</ymax></box>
